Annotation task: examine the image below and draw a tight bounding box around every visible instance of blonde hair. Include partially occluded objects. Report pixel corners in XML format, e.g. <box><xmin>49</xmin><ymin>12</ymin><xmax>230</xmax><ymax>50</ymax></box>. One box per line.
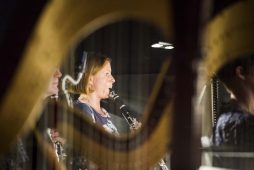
<box><xmin>68</xmin><ymin>52</ymin><xmax>111</xmax><ymax>94</ymax></box>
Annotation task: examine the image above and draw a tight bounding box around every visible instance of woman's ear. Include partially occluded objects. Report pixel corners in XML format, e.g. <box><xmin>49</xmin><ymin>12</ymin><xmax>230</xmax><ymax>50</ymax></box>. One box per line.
<box><xmin>88</xmin><ymin>76</ymin><xmax>95</xmax><ymax>93</ymax></box>
<box><xmin>88</xmin><ymin>76</ymin><xmax>94</xmax><ymax>86</ymax></box>
<box><xmin>235</xmin><ymin>66</ymin><xmax>246</xmax><ymax>80</ymax></box>
<box><xmin>88</xmin><ymin>75</ymin><xmax>93</xmax><ymax>82</ymax></box>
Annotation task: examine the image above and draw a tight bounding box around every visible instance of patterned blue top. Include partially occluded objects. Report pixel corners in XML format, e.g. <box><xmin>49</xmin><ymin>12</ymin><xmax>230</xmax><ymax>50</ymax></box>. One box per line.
<box><xmin>213</xmin><ymin>101</ymin><xmax>254</xmax><ymax>150</ymax></box>
<box><xmin>74</xmin><ymin>100</ymin><xmax>119</xmax><ymax>135</ymax></box>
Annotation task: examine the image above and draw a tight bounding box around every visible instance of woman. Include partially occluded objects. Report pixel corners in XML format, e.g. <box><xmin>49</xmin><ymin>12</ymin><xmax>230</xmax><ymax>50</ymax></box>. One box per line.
<box><xmin>70</xmin><ymin>52</ymin><xmax>118</xmax><ymax>135</ymax></box>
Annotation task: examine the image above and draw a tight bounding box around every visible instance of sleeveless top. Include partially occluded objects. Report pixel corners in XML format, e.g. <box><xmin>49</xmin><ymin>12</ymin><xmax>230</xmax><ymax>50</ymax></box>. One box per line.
<box><xmin>75</xmin><ymin>100</ymin><xmax>119</xmax><ymax>135</ymax></box>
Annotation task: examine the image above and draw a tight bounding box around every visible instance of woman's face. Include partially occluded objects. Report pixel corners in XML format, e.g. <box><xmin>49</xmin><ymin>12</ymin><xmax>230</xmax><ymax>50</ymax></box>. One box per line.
<box><xmin>45</xmin><ymin>69</ymin><xmax>62</xmax><ymax>97</ymax></box>
<box><xmin>91</xmin><ymin>61</ymin><xmax>115</xmax><ymax>99</ymax></box>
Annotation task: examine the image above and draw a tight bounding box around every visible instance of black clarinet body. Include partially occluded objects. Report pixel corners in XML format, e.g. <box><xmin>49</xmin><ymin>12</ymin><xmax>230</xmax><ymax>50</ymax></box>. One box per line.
<box><xmin>109</xmin><ymin>90</ymin><xmax>140</xmax><ymax>129</ymax></box>
<box><xmin>109</xmin><ymin>90</ymin><xmax>169</xmax><ymax>170</ymax></box>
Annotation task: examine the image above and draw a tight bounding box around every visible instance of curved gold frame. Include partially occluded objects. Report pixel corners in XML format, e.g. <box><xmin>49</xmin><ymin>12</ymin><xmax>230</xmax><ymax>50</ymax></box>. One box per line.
<box><xmin>203</xmin><ymin>0</ymin><xmax>254</xmax><ymax>79</ymax></box>
<box><xmin>0</xmin><ymin>0</ymin><xmax>172</xmax><ymax>169</ymax></box>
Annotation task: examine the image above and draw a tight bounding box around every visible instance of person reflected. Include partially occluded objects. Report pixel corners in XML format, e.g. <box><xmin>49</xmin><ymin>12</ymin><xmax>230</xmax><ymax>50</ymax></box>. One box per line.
<box><xmin>213</xmin><ymin>54</ymin><xmax>254</xmax><ymax>169</ymax></box>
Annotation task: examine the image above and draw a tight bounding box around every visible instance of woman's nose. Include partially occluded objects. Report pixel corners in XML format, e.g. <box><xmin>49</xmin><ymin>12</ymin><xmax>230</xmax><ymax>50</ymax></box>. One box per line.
<box><xmin>111</xmin><ymin>75</ymin><xmax>115</xmax><ymax>83</ymax></box>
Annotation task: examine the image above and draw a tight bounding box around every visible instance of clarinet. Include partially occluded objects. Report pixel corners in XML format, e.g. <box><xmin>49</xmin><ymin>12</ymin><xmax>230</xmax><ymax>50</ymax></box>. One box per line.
<box><xmin>108</xmin><ymin>90</ymin><xmax>169</xmax><ymax>170</ymax></box>
<box><xmin>47</xmin><ymin>96</ymin><xmax>68</xmax><ymax>163</ymax></box>
<box><xmin>108</xmin><ymin>90</ymin><xmax>140</xmax><ymax>129</ymax></box>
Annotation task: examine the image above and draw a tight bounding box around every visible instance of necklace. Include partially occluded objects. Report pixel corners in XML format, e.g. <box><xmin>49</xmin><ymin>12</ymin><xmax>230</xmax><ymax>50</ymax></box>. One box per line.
<box><xmin>78</xmin><ymin>96</ymin><xmax>108</xmax><ymax>117</ymax></box>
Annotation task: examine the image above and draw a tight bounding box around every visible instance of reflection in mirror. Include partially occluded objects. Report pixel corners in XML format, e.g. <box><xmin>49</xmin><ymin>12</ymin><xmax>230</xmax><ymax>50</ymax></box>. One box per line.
<box><xmin>58</xmin><ymin>19</ymin><xmax>173</xmax><ymax>169</ymax></box>
<box><xmin>200</xmin><ymin>54</ymin><xmax>254</xmax><ymax>170</ymax></box>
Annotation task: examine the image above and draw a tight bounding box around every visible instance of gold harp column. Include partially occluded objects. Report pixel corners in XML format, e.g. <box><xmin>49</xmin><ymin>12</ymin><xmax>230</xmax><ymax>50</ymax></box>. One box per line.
<box><xmin>203</xmin><ymin>0</ymin><xmax>254</xmax><ymax>79</ymax></box>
